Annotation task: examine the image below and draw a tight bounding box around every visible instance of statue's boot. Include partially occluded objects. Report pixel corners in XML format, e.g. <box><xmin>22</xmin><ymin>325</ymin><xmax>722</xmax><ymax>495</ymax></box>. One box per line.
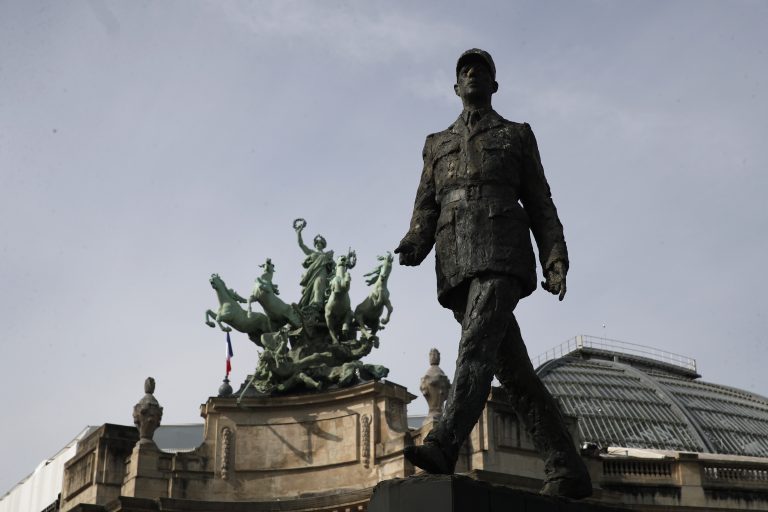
<box><xmin>403</xmin><ymin>437</ymin><xmax>457</xmax><ymax>474</ymax></box>
<box><xmin>496</xmin><ymin>318</ymin><xmax>592</xmax><ymax>500</ymax></box>
<box><xmin>406</xmin><ymin>276</ymin><xmax>516</xmax><ymax>475</ymax></box>
<box><xmin>540</xmin><ymin>468</ymin><xmax>592</xmax><ymax>500</ymax></box>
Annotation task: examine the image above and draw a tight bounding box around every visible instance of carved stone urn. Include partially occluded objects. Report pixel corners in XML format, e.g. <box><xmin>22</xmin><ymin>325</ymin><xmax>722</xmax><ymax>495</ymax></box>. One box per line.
<box><xmin>419</xmin><ymin>348</ymin><xmax>451</xmax><ymax>425</ymax></box>
<box><xmin>133</xmin><ymin>377</ymin><xmax>163</xmax><ymax>444</ymax></box>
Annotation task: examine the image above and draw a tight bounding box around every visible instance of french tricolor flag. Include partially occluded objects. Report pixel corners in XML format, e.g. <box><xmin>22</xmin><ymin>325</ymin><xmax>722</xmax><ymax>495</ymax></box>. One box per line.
<box><xmin>225</xmin><ymin>332</ymin><xmax>234</xmax><ymax>376</ymax></box>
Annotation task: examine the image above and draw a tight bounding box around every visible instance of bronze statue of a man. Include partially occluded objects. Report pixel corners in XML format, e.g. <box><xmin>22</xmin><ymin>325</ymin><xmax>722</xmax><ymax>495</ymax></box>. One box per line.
<box><xmin>395</xmin><ymin>49</ymin><xmax>591</xmax><ymax>499</ymax></box>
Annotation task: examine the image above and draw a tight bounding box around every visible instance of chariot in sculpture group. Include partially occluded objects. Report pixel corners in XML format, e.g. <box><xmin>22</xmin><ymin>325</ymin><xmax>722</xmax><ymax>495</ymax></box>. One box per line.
<box><xmin>205</xmin><ymin>219</ymin><xmax>393</xmax><ymax>395</ymax></box>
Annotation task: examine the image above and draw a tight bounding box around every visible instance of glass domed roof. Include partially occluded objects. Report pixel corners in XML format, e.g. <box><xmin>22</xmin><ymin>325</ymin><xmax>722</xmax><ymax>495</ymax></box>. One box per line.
<box><xmin>536</xmin><ymin>336</ymin><xmax>768</xmax><ymax>457</ymax></box>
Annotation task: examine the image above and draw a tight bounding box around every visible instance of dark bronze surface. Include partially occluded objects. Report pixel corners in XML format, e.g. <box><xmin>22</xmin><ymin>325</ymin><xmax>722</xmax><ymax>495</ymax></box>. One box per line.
<box><xmin>396</xmin><ymin>49</ymin><xmax>590</xmax><ymax>499</ymax></box>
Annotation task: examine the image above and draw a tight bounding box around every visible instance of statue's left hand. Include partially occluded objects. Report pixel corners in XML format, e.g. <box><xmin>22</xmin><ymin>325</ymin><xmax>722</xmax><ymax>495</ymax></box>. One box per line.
<box><xmin>542</xmin><ymin>260</ymin><xmax>567</xmax><ymax>301</ymax></box>
<box><xmin>394</xmin><ymin>242</ymin><xmax>420</xmax><ymax>266</ymax></box>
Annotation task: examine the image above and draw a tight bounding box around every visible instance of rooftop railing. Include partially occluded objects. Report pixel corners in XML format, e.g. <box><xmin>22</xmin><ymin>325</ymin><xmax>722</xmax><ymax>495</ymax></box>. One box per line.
<box><xmin>532</xmin><ymin>334</ymin><xmax>697</xmax><ymax>373</ymax></box>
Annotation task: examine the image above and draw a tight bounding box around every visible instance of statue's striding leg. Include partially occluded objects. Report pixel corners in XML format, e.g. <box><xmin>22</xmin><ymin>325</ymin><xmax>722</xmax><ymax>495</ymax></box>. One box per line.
<box><xmin>406</xmin><ymin>275</ymin><xmax>520</xmax><ymax>474</ymax></box>
<box><xmin>495</xmin><ymin>315</ymin><xmax>592</xmax><ymax>498</ymax></box>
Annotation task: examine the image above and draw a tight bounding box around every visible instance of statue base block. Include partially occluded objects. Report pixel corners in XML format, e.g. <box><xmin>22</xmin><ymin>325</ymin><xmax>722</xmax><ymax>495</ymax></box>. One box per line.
<box><xmin>369</xmin><ymin>474</ymin><xmax>625</xmax><ymax>512</ymax></box>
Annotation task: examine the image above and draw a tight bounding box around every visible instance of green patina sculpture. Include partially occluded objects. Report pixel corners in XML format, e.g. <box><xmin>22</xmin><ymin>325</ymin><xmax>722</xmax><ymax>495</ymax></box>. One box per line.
<box><xmin>295</xmin><ymin>218</ymin><xmax>335</xmax><ymax>309</ymax></box>
<box><xmin>205</xmin><ymin>219</ymin><xmax>392</xmax><ymax>396</ymax></box>
<box><xmin>205</xmin><ymin>273</ymin><xmax>271</xmax><ymax>345</ymax></box>
<box><xmin>248</xmin><ymin>259</ymin><xmax>302</xmax><ymax>329</ymax></box>
<box><xmin>354</xmin><ymin>251</ymin><xmax>394</xmax><ymax>343</ymax></box>
<box><xmin>325</xmin><ymin>253</ymin><xmax>355</xmax><ymax>344</ymax></box>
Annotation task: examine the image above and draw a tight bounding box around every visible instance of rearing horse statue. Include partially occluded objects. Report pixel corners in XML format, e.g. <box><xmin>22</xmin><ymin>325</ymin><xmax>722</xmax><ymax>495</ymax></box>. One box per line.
<box><xmin>248</xmin><ymin>258</ymin><xmax>302</xmax><ymax>330</ymax></box>
<box><xmin>205</xmin><ymin>273</ymin><xmax>271</xmax><ymax>346</ymax></box>
<box><xmin>325</xmin><ymin>253</ymin><xmax>354</xmax><ymax>344</ymax></box>
<box><xmin>354</xmin><ymin>252</ymin><xmax>393</xmax><ymax>341</ymax></box>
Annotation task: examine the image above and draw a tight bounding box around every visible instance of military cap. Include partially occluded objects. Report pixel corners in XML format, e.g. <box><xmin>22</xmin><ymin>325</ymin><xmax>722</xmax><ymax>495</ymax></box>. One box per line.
<box><xmin>456</xmin><ymin>48</ymin><xmax>496</xmax><ymax>79</ymax></box>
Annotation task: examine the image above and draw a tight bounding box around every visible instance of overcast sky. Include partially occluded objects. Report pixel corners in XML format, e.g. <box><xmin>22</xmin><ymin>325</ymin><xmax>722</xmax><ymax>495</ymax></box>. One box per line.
<box><xmin>2</xmin><ymin>0</ymin><xmax>767</xmax><ymax>495</ymax></box>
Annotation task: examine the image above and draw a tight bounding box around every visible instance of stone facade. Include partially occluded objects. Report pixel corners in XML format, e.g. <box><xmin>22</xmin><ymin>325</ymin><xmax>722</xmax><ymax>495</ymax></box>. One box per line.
<box><xmin>60</xmin><ymin>425</ymin><xmax>140</xmax><ymax>511</ymax></box>
<box><xmin>55</xmin><ymin>383</ymin><xmax>768</xmax><ymax>512</ymax></box>
<box><xmin>61</xmin><ymin>381</ymin><xmax>415</xmax><ymax>510</ymax></box>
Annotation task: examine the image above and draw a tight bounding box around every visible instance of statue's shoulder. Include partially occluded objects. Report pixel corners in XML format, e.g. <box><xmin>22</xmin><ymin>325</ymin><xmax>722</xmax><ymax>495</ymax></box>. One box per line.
<box><xmin>493</xmin><ymin>112</ymin><xmax>526</xmax><ymax>130</ymax></box>
<box><xmin>425</xmin><ymin>128</ymin><xmax>448</xmax><ymax>141</ymax></box>
<box><xmin>511</xmin><ymin>119</ymin><xmax>534</xmax><ymax>133</ymax></box>
<box><xmin>425</xmin><ymin>124</ymin><xmax>456</xmax><ymax>146</ymax></box>
<box><xmin>421</xmin><ymin>128</ymin><xmax>449</xmax><ymax>157</ymax></box>
<box><xmin>494</xmin><ymin>115</ymin><xmax>536</xmax><ymax>141</ymax></box>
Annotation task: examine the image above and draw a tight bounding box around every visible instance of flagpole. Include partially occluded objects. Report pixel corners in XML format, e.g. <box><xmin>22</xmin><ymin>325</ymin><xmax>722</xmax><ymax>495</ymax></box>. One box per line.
<box><xmin>218</xmin><ymin>332</ymin><xmax>234</xmax><ymax>397</ymax></box>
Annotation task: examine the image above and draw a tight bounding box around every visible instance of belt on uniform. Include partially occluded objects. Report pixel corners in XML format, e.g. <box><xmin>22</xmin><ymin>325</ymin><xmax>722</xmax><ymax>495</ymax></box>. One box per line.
<box><xmin>441</xmin><ymin>186</ymin><xmax>516</xmax><ymax>204</ymax></box>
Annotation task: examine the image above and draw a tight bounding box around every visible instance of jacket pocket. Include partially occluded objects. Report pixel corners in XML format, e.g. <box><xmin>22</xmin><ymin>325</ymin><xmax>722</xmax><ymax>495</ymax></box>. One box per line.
<box><xmin>433</xmin><ymin>139</ymin><xmax>460</xmax><ymax>165</ymax></box>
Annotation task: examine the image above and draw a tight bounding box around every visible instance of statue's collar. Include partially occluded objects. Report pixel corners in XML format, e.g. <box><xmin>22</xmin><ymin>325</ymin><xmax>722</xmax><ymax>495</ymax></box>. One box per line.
<box><xmin>450</xmin><ymin>109</ymin><xmax>503</xmax><ymax>138</ymax></box>
<box><xmin>461</xmin><ymin>107</ymin><xmax>492</xmax><ymax>126</ymax></box>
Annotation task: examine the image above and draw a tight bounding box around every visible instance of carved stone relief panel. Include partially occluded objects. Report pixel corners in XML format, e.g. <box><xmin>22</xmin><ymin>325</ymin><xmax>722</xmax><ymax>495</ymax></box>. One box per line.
<box><xmin>235</xmin><ymin>414</ymin><xmax>359</xmax><ymax>471</ymax></box>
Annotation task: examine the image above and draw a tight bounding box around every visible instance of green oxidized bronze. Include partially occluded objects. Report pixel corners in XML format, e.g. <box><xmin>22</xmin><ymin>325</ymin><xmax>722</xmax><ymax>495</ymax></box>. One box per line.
<box><xmin>205</xmin><ymin>273</ymin><xmax>271</xmax><ymax>345</ymax></box>
<box><xmin>354</xmin><ymin>252</ymin><xmax>393</xmax><ymax>344</ymax></box>
<box><xmin>205</xmin><ymin>219</ymin><xmax>392</xmax><ymax>396</ymax></box>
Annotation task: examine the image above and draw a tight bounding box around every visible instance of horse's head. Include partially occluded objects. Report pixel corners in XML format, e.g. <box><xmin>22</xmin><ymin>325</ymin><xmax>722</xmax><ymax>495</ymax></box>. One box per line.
<box><xmin>381</xmin><ymin>252</ymin><xmax>393</xmax><ymax>276</ymax></box>
<box><xmin>329</xmin><ymin>256</ymin><xmax>351</xmax><ymax>293</ymax></box>
<box><xmin>259</xmin><ymin>258</ymin><xmax>275</xmax><ymax>273</ymax></box>
<box><xmin>365</xmin><ymin>252</ymin><xmax>394</xmax><ymax>286</ymax></box>
<box><xmin>210</xmin><ymin>273</ymin><xmax>225</xmax><ymax>289</ymax></box>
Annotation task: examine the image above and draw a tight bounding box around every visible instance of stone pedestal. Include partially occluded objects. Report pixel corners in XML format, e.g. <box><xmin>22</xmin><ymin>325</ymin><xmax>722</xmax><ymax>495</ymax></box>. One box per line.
<box><xmin>166</xmin><ymin>380</ymin><xmax>416</xmax><ymax>501</ymax></box>
<box><xmin>368</xmin><ymin>474</ymin><xmax>624</xmax><ymax>512</ymax></box>
<box><xmin>121</xmin><ymin>441</ymin><xmax>172</xmax><ymax>499</ymax></box>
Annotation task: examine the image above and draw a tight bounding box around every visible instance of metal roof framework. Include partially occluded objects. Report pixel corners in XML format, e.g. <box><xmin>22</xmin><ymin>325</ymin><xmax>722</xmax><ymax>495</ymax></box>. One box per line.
<box><xmin>536</xmin><ymin>337</ymin><xmax>768</xmax><ymax>458</ymax></box>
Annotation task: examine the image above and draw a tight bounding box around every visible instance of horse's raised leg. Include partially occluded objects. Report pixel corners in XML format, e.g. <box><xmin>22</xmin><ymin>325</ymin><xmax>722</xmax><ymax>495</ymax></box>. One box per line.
<box><xmin>205</xmin><ymin>309</ymin><xmax>217</xmax><ymax>328</ymax></box>
<box><xmin>342</xmin><ymin>312</ymin><xmax>354</xmax><ymax>341</ymax></box>
<box><xmin>354</xmin><ymin>310</ymin><xmax>372</xmax><ymax>340</ymax></box>
<box><xmin>381</xmin><ymin>299</ymin><xmax>393</xmax><ymax>325</ymax></box>
<box><xmin>331</xmin><ymin>327</ymin><xmax>340</xmax><ymax>344</ymax></box>
<box><xmin>326</xmin><ymin>312</ymin><xmax>340</xmax><ymax>344</ymax></box>
<box><xmin>216</xmin><ymin>318</ymin><xmax>232</xmax><ymax>332</ymax></box>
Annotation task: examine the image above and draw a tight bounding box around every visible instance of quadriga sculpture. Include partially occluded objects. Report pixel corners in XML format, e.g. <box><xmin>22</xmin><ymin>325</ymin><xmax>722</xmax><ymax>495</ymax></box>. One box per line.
<box><xmin>206</xmin><ymin>219</ymin><xmax>392</xmax><ymax>395</ymax></box>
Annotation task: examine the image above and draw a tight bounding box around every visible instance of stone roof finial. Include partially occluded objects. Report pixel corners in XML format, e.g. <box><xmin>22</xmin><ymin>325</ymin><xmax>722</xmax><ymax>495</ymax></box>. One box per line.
<box><xmin>133</xmin><ymin>376</ymin><xmax>163</xmax><ymax>444</ymax></box>
<box><xmin>420</xmin><ymin>348</ymin><xmax>450</xmax><ymax>426</ymax></box>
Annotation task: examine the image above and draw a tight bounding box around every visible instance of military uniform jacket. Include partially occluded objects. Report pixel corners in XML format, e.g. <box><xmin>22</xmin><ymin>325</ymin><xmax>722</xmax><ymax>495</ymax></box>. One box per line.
<box><xmin>400</xmin><ymin>109</ymin><xmax>568</xmax><ymax>308</ymax></box>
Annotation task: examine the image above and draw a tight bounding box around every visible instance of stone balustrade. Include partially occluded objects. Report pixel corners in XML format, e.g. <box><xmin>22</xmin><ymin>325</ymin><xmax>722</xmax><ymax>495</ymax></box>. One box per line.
<box><xmin>703</xmin><ymin>461</ymin><xmax>768</xmax><ymax>490</ymax></box>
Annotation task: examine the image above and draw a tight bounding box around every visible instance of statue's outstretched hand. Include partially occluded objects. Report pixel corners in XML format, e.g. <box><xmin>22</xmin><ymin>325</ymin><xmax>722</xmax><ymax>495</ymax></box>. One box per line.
<box><xmin>394</xmin><ymin>242</ymin><xmax>419</xmax><ymax>266</ymax></box>
<box><xmin>542</xmin><ymin>260</ymin><xmax>567</xmax><ymax>301</ymax></box>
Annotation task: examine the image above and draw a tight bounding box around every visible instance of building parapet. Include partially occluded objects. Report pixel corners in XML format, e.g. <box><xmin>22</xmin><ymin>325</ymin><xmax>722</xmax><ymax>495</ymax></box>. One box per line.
<box><xmin>534</xmin><ymin>335</ymin><xmax>698</xmax><ymax>376</ymax></box>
